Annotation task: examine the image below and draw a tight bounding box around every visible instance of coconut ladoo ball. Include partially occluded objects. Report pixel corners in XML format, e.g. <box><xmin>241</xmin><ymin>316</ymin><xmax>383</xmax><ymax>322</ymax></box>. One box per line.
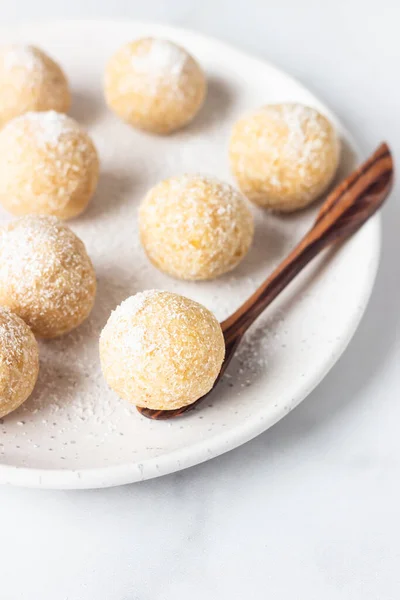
<box><xmin>0</xmin><ymin>307</ymin><xmax>39</xmax><ymax>419</ymax></box>
<box><xmin>229</xmin><ymin>103</ymin><xmax>340</xmax><ymax>212</ymax></box>
<box><xmin>0</xmin><ymin>111</ymin><xmax>99</xmax><ymax>219</ymax></box>
<box><xmin>104</xmin><ymin>37</ymin><xmax>207</xmax><ymax>134</ymax></box>
<box><xmin>100</xmin><ymin>290</ymin><xmax>225</xmax><ymax>411</ymax></box>
<box><xmin>139</xmin><ymin>175</ymin><xmax>254</xmax><ymax>280</ymax></box>
<box><xmin>0</xmin><ymin>215</ymin><xmax>97</xmax><ymax>338</ymax></box>
<box><xmin>0</xmin><ymin>44</ymin><xmax>70</xmax><ymax>126</ymax></box>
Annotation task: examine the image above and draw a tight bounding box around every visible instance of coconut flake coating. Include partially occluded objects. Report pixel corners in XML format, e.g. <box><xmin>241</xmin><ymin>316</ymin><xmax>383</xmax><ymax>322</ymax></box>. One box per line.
<box><xmin>0</xmin><ymin>306</ymin><xmax>39</xmax><ymax>418</ymax></box>
<box><xmin>100</xmin><ymin>290</ymin><xmax>225</xmax><ymax>410</ymax></box>
<box><xmin>104</xmin><ymin>38</ymin><xmax>207</xmax><ymax>133</ymax></box>
<box><xmin>0</xmin><ymin>215</ymin><xmax>97</xmax><ymax>338</ymax></box>
<box><xmin>139</xmin><ymin>175</ymin><xmax>254</xmax><ymax>280</ymax></box>
<box><xmin>229</xmin><ymin>103</ymin><xmax>340</xmax><ymax>211</ymax></box>
<box><xmin>0</xmin><ymin>44</ymin><xmax>71</xmax><ymax>126</ymax></box>
<box><xmin>0</xmin><ymin>111</ymin><xmax>99</xmax><ymax>219</ymax></box>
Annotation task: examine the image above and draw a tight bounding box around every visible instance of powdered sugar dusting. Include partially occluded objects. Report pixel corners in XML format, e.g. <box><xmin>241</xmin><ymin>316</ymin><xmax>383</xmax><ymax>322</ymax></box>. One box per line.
<box><xmin>252</xmin><ymin>103</ymin><xmax>332</xmax><ymax>172</ymax></box>
<box><xmin>104</xmin><ymin>291</ymin><xmax>161</xmax><ymax>355</ymax></box>
<box><xmin>0</xmin><ymin>307</ymin><xmax>31</xmax><ymax>364</ymax></box>
<box><xmin>112</xmin><ymin>290</ymin><xmax>160</xmax><ymax>321</ymax></box>
<box><xmin>10</xmin><ymin>110</ymin><xmax>77</xmax><ymax>148</ymax></box>
<box><xmin>276</xmin><ymin>103</ymin><xmax>328</xmax><ymax>167</ymax></box>
<box><xmin>1</xmin><ymin>45</ymin><xmax>43</xmax><ymax>73</ymax></box>
<box><xmin>132</xmin><ymin>39</ymin><xmax>188</xmax><ymax>79</ymax></box>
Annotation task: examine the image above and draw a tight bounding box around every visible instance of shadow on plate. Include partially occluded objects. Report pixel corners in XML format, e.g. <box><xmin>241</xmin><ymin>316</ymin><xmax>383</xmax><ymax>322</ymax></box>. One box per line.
<box><xmin>183</xmin><ymin>75</ymin><xmax>236</xmax><ymax>135</ymax></box>
<box><xmin>224</xmin><ymin>213</ymin><xmax>291</xmax><ymax>281</ymax></box>
<box><xmin>78</xmin><ymin>169</ymin><xmax>137</xmax><ymax>222</ymax></box>
<box><xmin>14</xmin><ymin>360</ymin><xmax>85</xmax><ymax>417</ymax></box>
<box><xmin>85</xmin><ymin>266</ymin><xmax>139</xmax><ymax>332</ymax></box>
<box><xmin>69</xmin><ymin>88</ymin><xmax>103</xmax><ymax>127</ymax></box>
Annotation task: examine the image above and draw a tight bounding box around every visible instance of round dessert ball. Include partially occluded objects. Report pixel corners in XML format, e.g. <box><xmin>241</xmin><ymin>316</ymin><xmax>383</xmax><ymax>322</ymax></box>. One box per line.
<box><xmin>104</xmin><ymin>37</ymin><xmax>207</xmax><ymax>134</ymax></box>
<box><xmin>100</xmin><ymin>290</ymin><xmax>225</xmax><ymax>410</ymax></box>
<box><xmin>139</xmin><ymin>175</ymin><xmax>254</xmax><ymax>280</ymax></box>
<box><xmin>0</xmin><ymin>306</ymin><xmax>39</xmax><ymax>418</ymax></box>
<box><xmin>0</xmin><ymin>215</ymin><xmax>97</xmax><ymax>338</ymax></box>
<box><xmin>0</xmin><ymin>44</ymin><xmax>70</xmax><ymax>126</ymax></box>
<box><xmin>229</xmin><ymin>103</ymin><xmax>340</xmax><ymax>212</ymax></box>
<box><xmin>0</xmin><ymin>111</ymin><xmax>99</xmax><ymax>219</ymax></box>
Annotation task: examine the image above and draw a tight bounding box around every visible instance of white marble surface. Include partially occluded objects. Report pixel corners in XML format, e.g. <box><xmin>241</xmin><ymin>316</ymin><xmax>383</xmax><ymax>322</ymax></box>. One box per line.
<box><xmin>0</xmin><ymin>1</ymin><xmax>399</xmax><ymax>598</ymax></box>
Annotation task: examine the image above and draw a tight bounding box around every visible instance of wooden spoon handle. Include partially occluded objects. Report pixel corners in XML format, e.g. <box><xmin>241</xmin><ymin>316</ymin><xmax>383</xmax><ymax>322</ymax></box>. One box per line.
<box><xmin>222</xmin><ymin>143</ymin><xmax>393</xmax><ymax>340</ymax></box>
<box><xmin>315</xmin><ymin>142</ymin><xmax>390</xmax><ymax>224</ymax></box>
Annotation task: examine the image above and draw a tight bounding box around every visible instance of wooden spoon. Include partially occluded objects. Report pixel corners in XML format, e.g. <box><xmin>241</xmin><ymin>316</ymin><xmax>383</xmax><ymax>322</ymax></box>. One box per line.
<box><xmin>137</xmin><ymin>143</ymin><xmax>393</xmax><ymax>420</ymax></box>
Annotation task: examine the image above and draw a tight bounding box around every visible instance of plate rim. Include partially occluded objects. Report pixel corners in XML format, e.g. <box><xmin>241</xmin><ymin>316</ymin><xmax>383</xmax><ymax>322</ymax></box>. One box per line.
<box><xmin>0</xmin><ymin>19</ymin><xmax>381</xmax><ymax>489</ymax></box>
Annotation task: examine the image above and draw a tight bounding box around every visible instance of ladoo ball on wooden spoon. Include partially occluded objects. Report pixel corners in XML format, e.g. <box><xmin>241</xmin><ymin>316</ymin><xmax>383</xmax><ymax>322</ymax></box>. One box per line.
<box><xmin>99</xmin><ymin>290</ymin><xmax>225</xmax><ymax>411</ymax></box>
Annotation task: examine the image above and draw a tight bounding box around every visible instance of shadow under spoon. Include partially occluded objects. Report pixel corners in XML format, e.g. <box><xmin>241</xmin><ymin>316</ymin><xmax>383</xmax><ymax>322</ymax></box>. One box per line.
<box><xmin>138</xmin><ymin>142</ymin><xmax>394</xmax><ymax>420</ymax></box>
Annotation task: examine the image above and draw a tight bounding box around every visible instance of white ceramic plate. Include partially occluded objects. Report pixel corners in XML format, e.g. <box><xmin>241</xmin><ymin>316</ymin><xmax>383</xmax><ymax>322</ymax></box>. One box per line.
<box><xmin>0</xmin><ymin>20</ymin><xmax>380</xmax><ymax>489</ymax></box>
